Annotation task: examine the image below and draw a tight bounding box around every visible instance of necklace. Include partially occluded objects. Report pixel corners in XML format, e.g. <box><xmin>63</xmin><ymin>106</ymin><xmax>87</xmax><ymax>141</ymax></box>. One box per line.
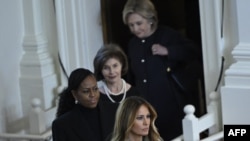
<box><xmin>103</xmin><ymin>79</ymin><xmax>127</xmax><ymax>103</ymax></box>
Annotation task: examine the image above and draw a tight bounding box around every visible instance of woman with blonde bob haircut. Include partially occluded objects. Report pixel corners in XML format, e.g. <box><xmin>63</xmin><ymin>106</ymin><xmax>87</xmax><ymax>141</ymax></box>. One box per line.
<box><xmin>110</xmin><ymin>96</ymin><xmax>163</xmax><ymax>141</ymax></box>
<box><xmin>122</xmin><ymin>0</ymin><xmax>158</xmax><ymax>32</ymax></box>
<box><xmin>122</xmin><ymin>0</ymin><xmax>203</xmax><ymax>140</ymax></box>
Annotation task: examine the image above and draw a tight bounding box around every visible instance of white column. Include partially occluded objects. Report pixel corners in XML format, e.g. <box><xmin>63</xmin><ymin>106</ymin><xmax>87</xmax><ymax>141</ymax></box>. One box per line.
<box><xmin>221</xmin><ymin>0</ymin><xmax>250</xmax><ymax>125</ymax></box>
<box><xmin>199</xmin><ymin>0</ymin><xmax>224</xmax><ymax>101</ymax></box>
<box><xmin>55</xmin><ymin>0</ymin><xmax>103</xmax><ymax>88</ymax></box>
<box><xmin>20</xmin><ymin>0</ymin><xmax>58</xmax><ymax>115</ymax></box>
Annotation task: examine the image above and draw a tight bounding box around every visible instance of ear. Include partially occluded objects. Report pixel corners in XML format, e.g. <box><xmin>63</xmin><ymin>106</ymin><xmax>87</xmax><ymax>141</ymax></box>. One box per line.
<box><xmin>71</xmin><ymin>90</ymin><xmax>77</xmax><ymax>100</ymax></box>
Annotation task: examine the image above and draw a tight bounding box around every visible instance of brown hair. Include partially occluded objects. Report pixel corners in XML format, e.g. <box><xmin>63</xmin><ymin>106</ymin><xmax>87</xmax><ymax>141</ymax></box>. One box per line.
<box><xmin>93</xmin><ymin>43</ymin><xmax>128</xmax><ymax>81</ymax></box>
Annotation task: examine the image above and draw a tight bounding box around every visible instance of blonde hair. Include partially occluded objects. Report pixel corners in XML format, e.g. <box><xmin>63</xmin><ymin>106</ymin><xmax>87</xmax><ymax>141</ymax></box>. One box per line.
<box><xmin>110</xmin><ymin>96</ymin><xmax>163</xmax><ymax>141</ymax></box>
<box><xmin>122</xmin><ymin>0</ymin><xmax>158</xmax><ymax>31</ymax></box>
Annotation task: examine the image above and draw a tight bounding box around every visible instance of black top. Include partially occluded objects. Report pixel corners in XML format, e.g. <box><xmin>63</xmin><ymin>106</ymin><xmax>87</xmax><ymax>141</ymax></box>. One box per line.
<box><xmin>126</xmin><ymin>26</ymin><xmax>202</xmax><ymax>140</ymax></box>
<box><xmin>52</xmin><ymin>101</ymin><xmax>117</xmax><ymax>141</ymax></box>
<box><xmin>100</xmin><ymin>86</ymin><xmax>141</xmax><ymax>104</ymax></box>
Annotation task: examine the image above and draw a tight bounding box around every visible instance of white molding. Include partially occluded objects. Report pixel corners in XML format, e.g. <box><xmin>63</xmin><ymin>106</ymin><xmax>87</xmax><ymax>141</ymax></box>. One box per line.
<box><xmin>232</xmin><ymin>43</ymin><xmax>250</xmax><ymax>61</ymax></box>
<box><xmin>221</xmin><ymin>87</ymin><xmax>250</xmax><ymax>124</ymax></box>
<box><xmin>20</xmin><ymin>0</ymin><xmax>58</xmax><ymax>115</ymax></box>
<box><xmin>55</xmin><ymin>0</ymin><xmax>103</xmax><ymax>88</ymax></box>
<box><xmin>221</xmin><ymin>0</ymin><xmax>250</xmax><ymax>125</ymax></box>
<box><xmin>55</xmin><ymin>0</ymin><xmax>71</xmax><ymax>87</ymax></box>
<box><xmin>199</xmin><ymin>0</ymin><xmax>224</xmax><ymax>100</ymax></box>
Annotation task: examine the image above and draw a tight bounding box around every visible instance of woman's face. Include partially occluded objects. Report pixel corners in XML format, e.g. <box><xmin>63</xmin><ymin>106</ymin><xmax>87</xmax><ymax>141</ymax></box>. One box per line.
<box><xmin>127</xmin><ymin>13</ymin><xmax>153</xmax><ymax>38</ymax></box>
<box><xmin>72</xmin><ymin>75</ymin><xmax>100</xmax><ymax>108</ymax></box>
<box><xmin>102</xmin><ymin>57</ymin><xmax>122</xmax><ymax>84</ymax></box>
<box><xmin>130</xmin><ymin>105</ymin><xmax>151</xmax><ymax>137</ymax></box>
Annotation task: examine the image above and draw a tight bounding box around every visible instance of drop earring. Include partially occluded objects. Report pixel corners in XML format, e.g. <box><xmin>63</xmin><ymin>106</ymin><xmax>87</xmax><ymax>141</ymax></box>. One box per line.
<box><xmin>75</xmin><ymin>99</ymin><xmax>78</xmax><ymax>104</ymax></box>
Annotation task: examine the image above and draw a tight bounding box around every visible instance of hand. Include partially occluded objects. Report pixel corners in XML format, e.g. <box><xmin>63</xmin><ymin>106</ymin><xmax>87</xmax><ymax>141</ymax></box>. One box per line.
<box><xmin>151</xmin><ymin>44</ymin><xmax>168</xmax><ymax>56</ymax></box>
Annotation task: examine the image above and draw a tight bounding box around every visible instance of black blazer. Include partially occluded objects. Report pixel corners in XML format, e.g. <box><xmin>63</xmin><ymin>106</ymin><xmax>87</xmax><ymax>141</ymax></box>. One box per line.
<box><xmin>52</xmin><ymin>101</ymin><xmax>118</xmax><ymax>141</ymax></box>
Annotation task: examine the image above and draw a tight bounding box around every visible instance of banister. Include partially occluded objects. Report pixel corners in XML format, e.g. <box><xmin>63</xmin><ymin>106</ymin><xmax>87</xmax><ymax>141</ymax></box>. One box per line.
<box><xmin>0</xmin><ymin>129</ymin><xmax>52</xmax><ymax>140</ymax></box>
<box><xmin>181</xmin><ymin>91</ymin><xmax>223</xmax><ymax>141</ymax></box>
<box><xmin>0</xmin><ymin>98</ymin><xmax>57</xmax><ymax>141</ymax></box>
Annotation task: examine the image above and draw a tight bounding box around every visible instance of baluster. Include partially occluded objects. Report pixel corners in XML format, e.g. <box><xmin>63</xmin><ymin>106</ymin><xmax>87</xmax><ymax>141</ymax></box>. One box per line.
<box><xmin>29</xmin><ymin>98</ymin><xmax>46</xmax><ymax>134</ymax></box>
<box><xmin>182</xmin><ymin>104</ymin><xmax>199</xmax><ymax>141</ymax></box>
<box><xmin>207</xmin><ymin>91</ymin><xmax>222</xmax><ymax>135</ymax></box>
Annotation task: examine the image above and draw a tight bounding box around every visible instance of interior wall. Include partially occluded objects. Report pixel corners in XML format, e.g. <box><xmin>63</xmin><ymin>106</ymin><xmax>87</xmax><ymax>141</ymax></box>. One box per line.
<box><xmin>1</xmin><ymin>0</ymin><xmax>250</xmax><ymax>136</ymax></box>
<box><xmin>0</xmin><ymin>0</ymin><xmax>24</xmax><ymax>133</ymax></box>
<box><xmin>0</xmin><ymin>0</ymin><xmax>59</xmax><ymax>133</ymax></box>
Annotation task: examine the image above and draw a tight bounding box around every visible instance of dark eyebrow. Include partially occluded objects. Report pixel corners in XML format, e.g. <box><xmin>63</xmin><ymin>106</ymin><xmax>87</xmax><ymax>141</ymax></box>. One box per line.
<box><xmin>82</xmin><ymin>85</ymin><xmax>98</xmax><ymax>90</ymax></box>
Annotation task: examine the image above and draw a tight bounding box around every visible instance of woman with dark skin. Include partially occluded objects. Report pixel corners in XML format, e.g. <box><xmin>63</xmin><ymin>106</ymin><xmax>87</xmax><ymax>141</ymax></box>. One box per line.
<box><xmin>52</xmin><ymin>68</ymin><xmax>117</xmax><ymax>141</ymax></box>
<box><xmin>94</xmin><ymin>43</ymin><xmax>141</xmax><ymax>105</ymax></box>
<box><xmin>122</xmin><ymin>0</ymin><xmax>203</xmax><ymax>140</ymax></box>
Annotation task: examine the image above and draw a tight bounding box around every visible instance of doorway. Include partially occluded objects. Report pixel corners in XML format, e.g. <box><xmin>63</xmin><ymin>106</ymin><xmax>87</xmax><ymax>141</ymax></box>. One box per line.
<box><xmin>101</xmin><ymin>0</ymin><xmax>205</xmax><ymax>116</ymax></box>
<box><xmin>101</xmin><ymin>0</ymin><xmax>202</xmax><ymax>52</ymax></box>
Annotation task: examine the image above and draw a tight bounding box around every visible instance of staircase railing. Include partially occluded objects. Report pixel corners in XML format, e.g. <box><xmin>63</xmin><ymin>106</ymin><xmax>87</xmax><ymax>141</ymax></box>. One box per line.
<box><xmin>172</xmin><ymin>91</ymin><xmax>223</xmax><ymax>141</ymax></box>
<box><xmin>1</xmin><ymin>91</ymin><xmax>224</xmax><ymax>141</ymax></box>
<box><xmin>0</xmin><ymin>98</ymin><xmax>57</xmax><ymax>141</ymax></box>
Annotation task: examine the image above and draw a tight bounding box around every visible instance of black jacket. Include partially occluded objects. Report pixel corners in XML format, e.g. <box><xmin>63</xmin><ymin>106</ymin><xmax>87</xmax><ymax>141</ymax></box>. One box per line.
<box><xmin>127</xmin><ymin>26</ymin><xmax>202</xmax><ymax>140</ymax></box>
<box><xmin>52</xmin><ymin>101</ymin><xmax>118</xmax><ymax>141</ymax></box>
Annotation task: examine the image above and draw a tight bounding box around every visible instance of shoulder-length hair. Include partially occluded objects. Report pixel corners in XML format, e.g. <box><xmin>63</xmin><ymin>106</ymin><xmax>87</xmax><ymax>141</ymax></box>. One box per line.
<box><xmin>111</xmin><ymin>96</ymin><xmax>163</xmax><ymax>141</ymax></box>
<box><xmin>93</xmin><ymin>43</ymin><xmax>128</xmax><ymax>81</ymax></box>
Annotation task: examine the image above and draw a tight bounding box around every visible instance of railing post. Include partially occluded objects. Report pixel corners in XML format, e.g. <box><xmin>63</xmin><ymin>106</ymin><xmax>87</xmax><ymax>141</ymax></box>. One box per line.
<box><xmin>182</xmin><ymin>104</ymin><xmax>200</xmax><ymax>141</ymax></box>
<box><xmin>207</xmin><ymin>91</ymin><xmax>222</xmax><ymax>135</ymax></box>
<box><xmin>29</xmin><ymin>98</ymin><xmax>46</xmax><ymax>134</ymax></box>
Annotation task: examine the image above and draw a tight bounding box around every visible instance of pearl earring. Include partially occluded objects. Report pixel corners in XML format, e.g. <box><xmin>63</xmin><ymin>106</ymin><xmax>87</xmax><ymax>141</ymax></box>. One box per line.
<box><xmin>75</xmin><ymin>99</ymin><xmax>78</xmax><ymax>104</ymax></box>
